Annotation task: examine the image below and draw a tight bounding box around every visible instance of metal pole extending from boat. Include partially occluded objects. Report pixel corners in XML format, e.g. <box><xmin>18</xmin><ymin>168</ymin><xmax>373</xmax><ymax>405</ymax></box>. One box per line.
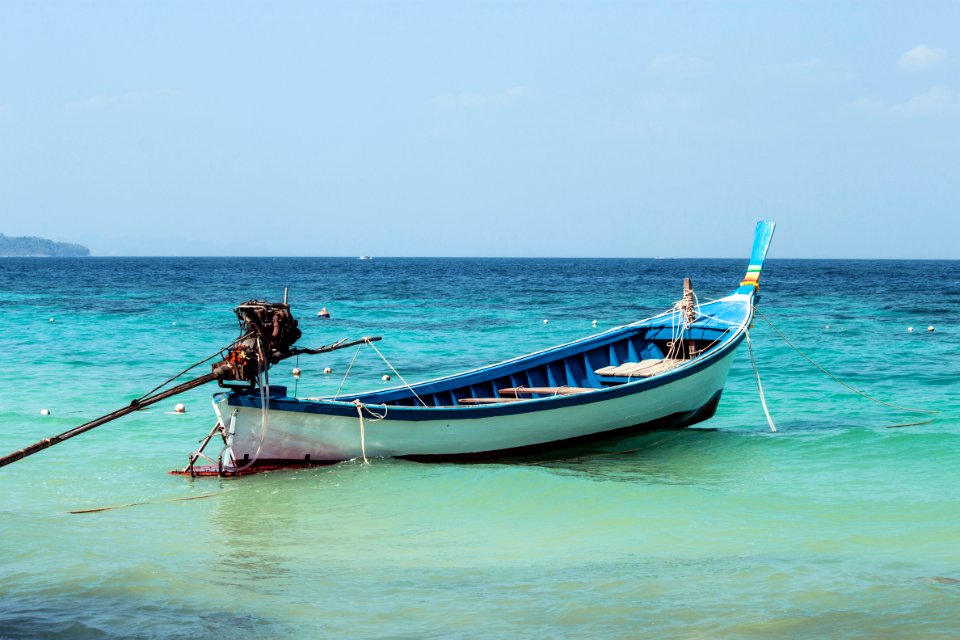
<box><xmin>0</xmin><ymin>372</ymin><xmax>219</xmax><ymax>469</ymax></box>
<box><xmin>0</xmin><ymin>335</ymin><xmax>382</xmax><ymax>470</ymax></box>
<box><xmin>0</xmin><ymin>292</ymin><xmax>382</xmax><ymax>470</ymax></box>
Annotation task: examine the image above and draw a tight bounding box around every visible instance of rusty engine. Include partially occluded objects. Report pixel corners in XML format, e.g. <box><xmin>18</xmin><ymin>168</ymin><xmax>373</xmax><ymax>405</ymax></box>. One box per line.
<box><xmin>212</xmin><ymin>301</ymin><xmax>302</xmax><ymax>385</ymax></box>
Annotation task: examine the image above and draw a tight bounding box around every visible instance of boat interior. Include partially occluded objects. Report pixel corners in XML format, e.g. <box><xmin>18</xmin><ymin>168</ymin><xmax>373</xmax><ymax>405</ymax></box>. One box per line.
<box><xmin>352</xmin><ymin>322</ymin><xmax>735</xmax><ymax>408</ymax></box>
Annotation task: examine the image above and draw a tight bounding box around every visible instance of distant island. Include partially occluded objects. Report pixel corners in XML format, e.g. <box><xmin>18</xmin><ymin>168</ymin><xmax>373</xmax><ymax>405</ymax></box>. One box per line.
<box><xmin>0</xmin><ymin>233</ymin><xmax>90</xmax><ymax>257</ymax></box>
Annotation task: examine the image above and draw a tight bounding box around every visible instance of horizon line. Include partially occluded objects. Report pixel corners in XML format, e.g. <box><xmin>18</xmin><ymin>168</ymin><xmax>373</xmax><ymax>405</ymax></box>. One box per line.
<box><xmin>2</xmin><ymin>255</ymin><xmax>958</xmax><ymax>261</ymax></box>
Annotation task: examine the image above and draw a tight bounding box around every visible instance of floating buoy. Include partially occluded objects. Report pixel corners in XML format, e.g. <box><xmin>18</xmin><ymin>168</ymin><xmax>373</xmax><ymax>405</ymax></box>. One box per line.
<box><xmin>382</xmin><ymin>374</ymin><xmax>391</xmax><ymax>382</ymax></box>
<box><xmin>928</xmin><ymin>325</ymin><xmax>935</xmax><ymax>332</ymax></box>
<box><xmin>174</xmin><ymin>403</ymin><xmax>186</xmax><ymax>414</ymax></box>
<box><xmin>40</xmin><ymin>408</ymin><xmax>50</xmax><ymax>416</ymax></box>
<box><xmin>317</xmin><ymin>307</ymin><xmax>330</xmax><ymax>319</ymax></box>
<box><xmin>49</xmin><ymin>318</ymin><xmax>55</xmax><ymax>323</ymax></box>
<box><xmin>324</xmin><ymin>367</ymin><xmax>332</xmax><ymax>374</ymax></box>
<box><xmin>172</xmin><ymin>321</ymin><xmax>177</xmax><ymax>326</ymax></box>
<box><xmin>543</xmin><ymin>319</ymin><xmax>549</xmax><ymax>325</ymax></box>
<box><xmin>908</xmin><ymin>327</ymin><xmax>914</xmax><ymax>333</ymax></box>
<box><xmin>292</xmin><ymin>367</ymin><xmax>302</xmax><ymax>378</ymax></box>
<box><xmin>825</xmin><ymin>325</ymin><xmax>830</xmax><ymax>330</ymax></box>
<box><xmin>592</xmin><ymin>320</ymin><xmax>597</xmax><ymax>327</ymax></box>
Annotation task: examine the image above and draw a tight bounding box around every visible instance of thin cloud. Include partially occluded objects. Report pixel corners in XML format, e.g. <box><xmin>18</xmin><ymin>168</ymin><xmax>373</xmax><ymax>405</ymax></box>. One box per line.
<box><xmin>66</xmin><ymin>89</ymin><xmax>178</xmax><ymax>111</ymax></box>
<box><xmin>898</xmin><ymin>45</ymin><xmax>948</xmax><ymax>71</ymax></box>
<box><xmin>648</xmin><ymin>53</ymin><xmax>710</xmax><ymax>76</ymax></box>
<box><xmin>850</xmin><ymin>86</ymin><xmax>960</xmax><ymax>117</ymax></box>
<box><xmin>431</xmin><ymin>86</ymin><xmax>533</xmax><ymax>109</ymax></box>
<box><xmin>638</xmin><ymin>92</ymin><xmax>695</xmax><ymax>112</ymax></box>
<box><xmin>755</xmin><ymin>58</ymin><xmax>855</xmax><ymax>82</ymax></box>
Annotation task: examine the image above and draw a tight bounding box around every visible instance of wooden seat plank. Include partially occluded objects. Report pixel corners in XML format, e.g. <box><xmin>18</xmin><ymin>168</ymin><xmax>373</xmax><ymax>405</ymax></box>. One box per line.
<box><xmin>499</xmin><ymin>386</ymin><xmax>594</xmax><ymax>397</ymax></box>
<box><xmin>594</xmin><ymin>359</ymin><xmax>684</xmax><ymax>378</ymax></box>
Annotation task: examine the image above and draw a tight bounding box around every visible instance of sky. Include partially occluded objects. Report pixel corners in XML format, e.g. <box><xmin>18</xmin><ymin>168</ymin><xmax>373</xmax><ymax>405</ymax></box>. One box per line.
<box><xmin>0</xmin><ymin>1</ymin><xmax>958</xmax><ymax>258</ymax></box>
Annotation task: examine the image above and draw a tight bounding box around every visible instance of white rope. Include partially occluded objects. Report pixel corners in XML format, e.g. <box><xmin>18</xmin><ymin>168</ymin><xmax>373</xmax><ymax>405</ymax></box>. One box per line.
<box><xmin>352</xmin><ymin>400</ymin><xmax>369</xmax><ymax>464</ymax></box>
<box><xmin>666</xmin><ymin>289</ymin><xmax>701</xmax><ymax>360</ymax></box>
<box><xmin>351</xmin><ymin>400</ymin><xmax>387</xmax><ymax>464</ymax></box>
<box><xmin>746</xmin><ymin>330</ymin><xmax>777</xmax><ymax>432</ymax></box>
<box><xmin>335</xmin><ymin>345</ymin><xmax>363</xmax><ymax>399</ymax></box>
<box><xmin>364</xmin><ymin>340</ymin><xmax>428</xmax><ymax>407</ymax></box>
<box><xmin>225</xmin><ymin>338</ymin><xmax>271</xmax><ymax>473</ymax></box>
<box><xmin>756</xmin><ymin>309</ymin><xmax>939</xmax><ymax>415</ymax></box>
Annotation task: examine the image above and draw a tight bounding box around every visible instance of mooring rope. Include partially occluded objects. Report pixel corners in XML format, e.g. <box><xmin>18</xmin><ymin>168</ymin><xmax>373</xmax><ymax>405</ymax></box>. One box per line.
<box><xmin>135</xmin><ymin>333</ymin><xmax>251</xmax><ymax>402</ymax></box>
<box><xmin>746</xmin><ymin>330</ymin><xmax>777</xmax><ymax>432</ymax></box>
<box><xmin>351</xmin><ymin>400</ymin><xmax>387</xmax><ymax>464</ymax></box>
<box><xmin>335</xmin><ymin>345</ymin><xmax>363</xmax><ymax>399</ymax></box>
<box><xmin>756</xmin><ymin>309</ymin><xmax>940</xmax><ymax>415</ymax></box>
<box><xmin>353</xmin><ymin>400</ymin><xmax>369</xmax><ymax>464</ymax></box>
<box><xmin>365</xmin><ymin>341</ymin><xmax>428</xmax><ymax>407</ymax></box>
<box><xmin>68</xmin><ymin>492</ymin><xmax>224</xmax><ymax>514</ymax></box>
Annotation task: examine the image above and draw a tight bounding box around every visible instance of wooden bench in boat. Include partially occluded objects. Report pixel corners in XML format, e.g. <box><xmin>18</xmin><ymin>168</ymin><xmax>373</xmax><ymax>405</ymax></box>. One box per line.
<box><xmin>594</xmin><ymin>358</ymin><xmax>685</xmax><ymax>381</ymax></box>
<box><xmin>499</xmin><ymin>386</ymin><xmax>594</xmax><ymax>397</ymax></box>
<box><xmin>456</xmin><ymin>387</ymin><xmax>594</xmax><ymax>406</ymax></box>
<box><xmin>456</xmin><ymin>397</ymin><xmax>524</xmax><ymax>405</ymax></box>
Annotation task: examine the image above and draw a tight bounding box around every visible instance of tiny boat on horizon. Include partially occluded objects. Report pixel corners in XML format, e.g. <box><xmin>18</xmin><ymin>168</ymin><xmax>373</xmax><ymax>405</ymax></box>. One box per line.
<box><xmin>189</xmin><ymin>222</ymin><xmax>776</xmax><ymax>475</ymax></box>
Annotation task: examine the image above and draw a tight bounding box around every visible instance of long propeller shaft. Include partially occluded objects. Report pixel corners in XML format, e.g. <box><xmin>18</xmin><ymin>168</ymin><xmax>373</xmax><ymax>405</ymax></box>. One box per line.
<box><xmin>0</xmin><ymin>334</ymin><xmax>382</xmax><ymax>470</ymax></box>
<box><xmin>0</xmin><ymin>372</ymin><xmax>218</xmax><ymax>469</ymax></box>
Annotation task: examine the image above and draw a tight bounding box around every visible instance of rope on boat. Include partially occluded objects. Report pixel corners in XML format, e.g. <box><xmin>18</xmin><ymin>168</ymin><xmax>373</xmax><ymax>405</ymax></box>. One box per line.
<box><xmin>746</xmin><ymin>330</ymin><xmax>777</xmax><ymax>432</ymax></box>
<box><xmin>134</xmin><ymin>333</ymin><xmax>250</xmax><ymax>402</ymax></box>
<box><xmin>222</xmin><ymin>344</ymin><xmax>272</xmax><ymax>475</ymax></box>
<box><xmin>351</xmin><ymin>400</ymin><xmax>387</xmax><ymax>464</ymax></box>
<box><xmin>666</xmin><ymin>287</ymin><xmax>702</xmax><ymax>361</ymax></box>
<box><xmin>756</xmin><ymin>309</ymin><xmax>940</xmax><ymax>415</ymax></box>
<box><xmin>335</xmin><ymin>345</ymin><xmax>364</xmax><ymax>398</ymax></box>
<box><xmin>353</xmin><ymin>400</ymin><xmax>369</xmax><ymax>464</ymax></box>
<box><xmin>293</xmin><ymin>354</ymin><xmax>300</xmax><ymax>398</ymax></box>
<box><xmin>333</xmin><ymin>339</ymin><xmax>427</xmax><ymax>407</ymax></box>
<box><xmin>365</xmin><ymin>340</ymin><xmax>428</xmax><ymax>407</ymax></box>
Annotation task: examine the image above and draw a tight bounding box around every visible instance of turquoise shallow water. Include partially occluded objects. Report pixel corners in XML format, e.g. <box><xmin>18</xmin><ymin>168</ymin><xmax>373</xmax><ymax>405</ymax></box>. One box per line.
<box><xmin>1</xmin><ymin>257</ymin><xmax>959</xmax><ymax>638</ymax></box>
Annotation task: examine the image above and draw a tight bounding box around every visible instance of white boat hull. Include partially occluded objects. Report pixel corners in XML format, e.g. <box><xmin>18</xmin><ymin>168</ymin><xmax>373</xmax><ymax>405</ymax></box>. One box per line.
<box><xmin>214</xmin><ymin>347</ymin><xmax>738</xmax><ymax>465</ymax></box>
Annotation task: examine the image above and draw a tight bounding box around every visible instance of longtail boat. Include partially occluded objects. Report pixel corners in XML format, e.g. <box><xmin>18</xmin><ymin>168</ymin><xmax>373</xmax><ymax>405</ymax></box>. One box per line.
<box><xmin>195</xmin><ymin>221</ymin><xmax>775</xmax><ymax>474</ymax></box>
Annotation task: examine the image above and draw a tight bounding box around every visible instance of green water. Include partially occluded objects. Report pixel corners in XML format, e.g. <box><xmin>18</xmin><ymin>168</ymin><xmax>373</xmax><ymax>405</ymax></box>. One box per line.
<box><xmin>1</xmin><ymin>257</ymin><xmax>958</xmax><ymax>638</ymax></box>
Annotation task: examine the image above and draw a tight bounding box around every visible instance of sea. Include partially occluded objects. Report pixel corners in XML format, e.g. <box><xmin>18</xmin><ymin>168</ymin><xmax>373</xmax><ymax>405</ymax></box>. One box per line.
<box><xmin>1</xmin><ymin>256</ymin><xmax>958</xmax><ymax>639</ymax></box>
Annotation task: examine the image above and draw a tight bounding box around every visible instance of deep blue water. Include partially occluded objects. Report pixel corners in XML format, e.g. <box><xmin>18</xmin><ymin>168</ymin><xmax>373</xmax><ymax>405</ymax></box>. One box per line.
<box><xmin>1</xmin><ymin>257</ymin><xmax>959</xmax><ymax>638</ymax></box>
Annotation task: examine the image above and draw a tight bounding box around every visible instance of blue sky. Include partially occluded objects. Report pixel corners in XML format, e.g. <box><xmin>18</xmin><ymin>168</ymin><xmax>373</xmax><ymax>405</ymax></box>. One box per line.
<box><xmin>1</xmin><ymin>1</ymin><xmax>958</xmax><ymax>258</ymax></box>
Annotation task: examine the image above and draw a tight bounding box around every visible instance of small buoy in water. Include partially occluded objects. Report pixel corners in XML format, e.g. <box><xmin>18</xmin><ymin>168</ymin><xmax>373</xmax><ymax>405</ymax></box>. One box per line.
<box><xmin>382</xmin><ymin>374</ymin><xmax>391</xmax><ymax>382</ymax></box>
<box><xmin>928</xmin><ymin>325</ymin><xmax>935</xmax><ymax>332</ymax></box>
<box><xmin>49</xmin><ymin>318</ymin><xmax>55</xmax><ymax>323</ymax></box>
<box><xmin>825</xmin><ymin>325</ymin><xmax>830</xmax><ymax>330</ymax></box>
<box><xmin>292</xmin><ymin>367</ymin><xmax>302</xmax><ymax>378</ymax></box>
<box><xmin>592</xmin><ymin>319</ymin><xmax>598</xmax><ymax>327</ymax></box>
<box><xmin>908</xmin><ymin>327</ymin><xmax>914</xmax><ymax>333</ymax></box>
<box><xmin>324</xmin><ymin>367</ymin><xmax>332</xmax><ymax>374</ymax></box>
<box><xmin>317</xmin><ymin>307</ymin><xmax>330</xmax><ymax>319</ymax></box>
<box><xmin>172</xmin><ymin>321</ymin><xmax>177</xmax><ymax>326</ymax></box>
<box><xmin>174</xmin><ymin>403</ymin><xmax>186</xmax><ymax>414</ymax></box>
<box><xmin>543</xmin><ymin>319</ymin><xmax>549</xmax><ymax>325</ymax></box>
<box><xmin>40</xmin><ymin>408</ymin><xmax>50</xmax><ymax>416</ymax></box>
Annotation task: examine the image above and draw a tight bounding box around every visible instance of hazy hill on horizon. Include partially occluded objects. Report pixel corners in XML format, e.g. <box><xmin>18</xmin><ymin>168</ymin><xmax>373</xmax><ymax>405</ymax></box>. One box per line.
<box><xmin>0</xmin><ymin>233</ymin><xmax>90</xmax><ymax>257</ymax></box>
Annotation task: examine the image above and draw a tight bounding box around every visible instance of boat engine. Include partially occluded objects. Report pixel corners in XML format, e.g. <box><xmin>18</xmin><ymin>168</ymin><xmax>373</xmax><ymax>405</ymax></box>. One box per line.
<box><xmin>212</xmin><ymin>300</ymin><xmax>302</xmax><ymax>385</ymax></box>
<box><xmin>0</xmin><ymin>294</ymin><xmax>379</xmax><ymax>470</ymax></box>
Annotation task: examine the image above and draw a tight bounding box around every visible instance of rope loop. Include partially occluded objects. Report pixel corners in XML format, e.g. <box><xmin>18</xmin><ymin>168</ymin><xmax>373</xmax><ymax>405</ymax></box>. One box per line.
<box><xmin>353</xmin><ymin>399</ymin><xmax>369</xmax><ymax>464</ymax></box>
